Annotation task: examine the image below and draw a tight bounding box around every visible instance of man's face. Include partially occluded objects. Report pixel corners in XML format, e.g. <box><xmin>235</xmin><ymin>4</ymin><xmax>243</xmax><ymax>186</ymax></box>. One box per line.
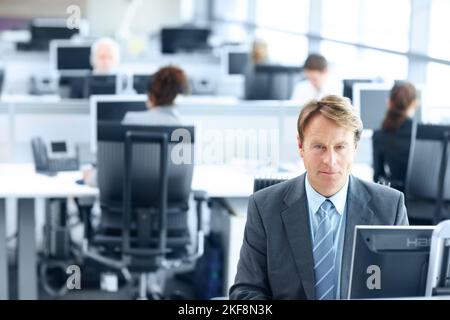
<box><xmin>305</xmin><ymin>69</ymin><xmax>327</xmax><ymax>90</ymax></box>
<box><xmin>298</xmin><ymin>114</ymin><xmax>357</xmax><ymax>197</ymax></box>
<box><xmin>93</xmin><ymin>44</ymin><xmax>117</xmax><ymax>73</ymax></box>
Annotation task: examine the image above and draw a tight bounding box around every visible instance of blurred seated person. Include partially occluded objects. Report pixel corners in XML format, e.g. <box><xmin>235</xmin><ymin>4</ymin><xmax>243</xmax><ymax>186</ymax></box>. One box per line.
<box><xmin>372</xmin><ymin>81</ymin><xmax>419</xmax><ymax>192</ymax></box>
<box><xmin>122</xmin><ymin>65</ymin><xmax>188</xmax><ymax>126</ymax></box>
<box><xmin>291</xmin><ymin>53</ymin><xmax>342</xmax><ymax>105</ymax></box>
<box><xmin>244</xmin><ymin>39</ymin><xmax>269</xmax><ymax>100</ymax></box>
<box><xmin>90</xmin><ymin>37</ymin><xmax>121</xmax><ymax>74</ymax></box>
<box><xmin>65</xmin><ymin>37</ymin><xmax>121</xmax><ymax>98</ymax></box>
<box><xmin>83</xmin><ymin>66</ymin><xmax>188</xmax><ymax>186</ymax></box>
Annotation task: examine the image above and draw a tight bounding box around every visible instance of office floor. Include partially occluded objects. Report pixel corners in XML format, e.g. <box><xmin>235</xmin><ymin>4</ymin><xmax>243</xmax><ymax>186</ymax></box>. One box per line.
<box><xmin>7</xmin><ymin>261</ymin><xmax>196</xmax><ymax>300</ymax></box>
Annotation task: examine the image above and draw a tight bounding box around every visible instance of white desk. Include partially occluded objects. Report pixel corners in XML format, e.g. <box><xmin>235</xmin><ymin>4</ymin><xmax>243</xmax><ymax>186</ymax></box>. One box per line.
<box><xmin>0</xmin><ymin>162</ymin><xmax>373</xmax><ymax>299</ymax></box>
<box><xmin>192</xmin><ymin>162</ymin><xmax>373</xmax><ymax>198</ymax></box>
<box><xmin>0</xmin><ymin>164</ymin><xmax>98</xmax><ymax>299</ymax></box>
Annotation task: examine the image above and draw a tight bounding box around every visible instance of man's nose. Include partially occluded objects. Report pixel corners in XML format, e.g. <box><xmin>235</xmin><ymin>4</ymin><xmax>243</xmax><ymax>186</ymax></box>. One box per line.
<box><xmin>322</xmin><ymin>149</ymin><xmax>336</xmax><ymax>166</ymax></box>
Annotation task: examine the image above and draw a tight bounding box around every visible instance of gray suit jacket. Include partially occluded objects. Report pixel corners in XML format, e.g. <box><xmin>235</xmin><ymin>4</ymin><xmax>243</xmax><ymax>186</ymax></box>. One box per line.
<box><xmin>229</xmin><ymin>173</ymin><xmax>409</xmax><ymax>300</ymax></box>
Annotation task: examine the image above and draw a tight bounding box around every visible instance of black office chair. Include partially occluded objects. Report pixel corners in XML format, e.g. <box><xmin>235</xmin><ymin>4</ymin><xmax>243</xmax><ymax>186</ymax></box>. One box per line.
<box><xmin>372</xmin><ymin>125</ymin><xmax>414</xmax><ymax>192</ymax></box>
<box><xmin>404</xmin><ymin>124</ymin><xmax>450</xmax><ymax>225</ymax></box>
<box><xmin>82</xmin><ymin>123</ymin><xmax>206</xmax><ymax>299</ymax></box>
<box><xmin>253</xmin><ymin>177</ymin><xmax>287</xmax><ymax>193</ymax></box>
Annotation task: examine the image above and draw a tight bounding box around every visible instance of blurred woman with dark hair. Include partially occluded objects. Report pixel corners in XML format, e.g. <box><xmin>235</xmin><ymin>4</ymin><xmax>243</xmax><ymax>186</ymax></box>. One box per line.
<box><xmin>122</xmin><ymin>65</ymin><xmax>188</xmax><ymax>125</ymax></box>
<box><xmin>372</xmin><ymin>81</ymin><xmax>419</xmax><ymax>191</ymax></box>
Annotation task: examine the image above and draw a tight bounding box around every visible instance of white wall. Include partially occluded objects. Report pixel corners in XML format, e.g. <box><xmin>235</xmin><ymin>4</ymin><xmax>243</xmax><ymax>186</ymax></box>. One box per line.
<box><xmin>86</xmin><ymin>0</ymin><xmax>183</xmax><ymax>37</ymax></box>
<box><xmin>0</xmin><ymin>0</ymin><xmax>87</xmax><ymax>18</ymax></box>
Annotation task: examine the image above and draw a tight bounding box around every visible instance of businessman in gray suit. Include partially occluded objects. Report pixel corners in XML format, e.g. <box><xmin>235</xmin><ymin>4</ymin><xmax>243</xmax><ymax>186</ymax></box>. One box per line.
<box><xmin>229</xmin><ymin>95</ymin><xmax>409</xmax><ymax>300</ymax></box>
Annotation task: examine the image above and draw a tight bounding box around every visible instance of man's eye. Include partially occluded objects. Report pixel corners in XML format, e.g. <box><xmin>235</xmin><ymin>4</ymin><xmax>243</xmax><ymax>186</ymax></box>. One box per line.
<box><xmin>336</xmin><ymin>145</ymin><xmax>345</xmax><ymax>150</ymax></box>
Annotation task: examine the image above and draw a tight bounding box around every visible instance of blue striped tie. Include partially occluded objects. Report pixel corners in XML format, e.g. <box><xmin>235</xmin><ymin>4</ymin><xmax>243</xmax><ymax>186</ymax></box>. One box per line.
<box><xmin>313</xmin><ymin>200</ymin><xmax>336</xmax><ymax>300</ymax></box>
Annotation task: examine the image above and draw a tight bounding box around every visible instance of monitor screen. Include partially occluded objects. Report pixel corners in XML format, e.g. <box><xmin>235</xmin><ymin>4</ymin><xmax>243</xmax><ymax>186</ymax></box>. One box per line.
<box><xmin>29</xmin><ymin>19</ymin><xmax>78</xmax><ymax>51</ymax></box>
<box><xmin>348</xmin><ymin>225</ymin><xmax>435</xmax><ymax>299</ymax></box>
<box><xmin>85</xmin><ymin>75</ymin><xmax>117</xmax><ymax>97</ymax></box>
<box><xmin>228</xmin><ymin>51</ymin><xmax>249</xmax><ymax>75</ymax></box>
<box><xmin>352</xmin><ymin>83</ymin><xmax>422</xmax><ymax>130</ymax></box>
<box><xmin>90</xmin><ymin>95</ymin><xmax>147</xmax><ymax>153</ymax></box>
<box><xmin>31</xmin><ymin>25</ymin><xmax>78</xmax><ymax>42</ymax></box>
<box><xmin>160</xmin><ymin>27</ymin><xmax>210</xmax><ymax>54</ymax></box>
<box><xmin>56</xmin><ymin>46</ymin><xmax>92</xmax><ymax>71</ymax></box>
<box><xmin>246</xmin><ymin>64</ymin><xmax>303</xmax><ymax>100</ymax></box>
<box><xmin>342</xmin><ymin>79</ymin><xmax>373</xmax><ymax>102</ymax></box>
<box><xmin>133</xmin><ymin>74</ymin><xmax>154</xmax><ymax>94</ymax></box>
<box><xmin>51</xmin><ymin>141</ymin><xmax>67</xmax><ymax>153</ymax></box>
<box><xmin>97</xmin><ymin>101</ymin><xmax>146</xmax><ymax>121</ymax></box>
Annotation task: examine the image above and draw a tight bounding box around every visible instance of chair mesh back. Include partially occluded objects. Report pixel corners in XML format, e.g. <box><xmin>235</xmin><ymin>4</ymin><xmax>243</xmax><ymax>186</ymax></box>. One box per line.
<box><xmin>407</xmin><ymin>140</ymin><xmax>445</xmax><ymax>199</ymax></box>
<box><xmin>253</xmin><ymin>177</ymin><xmax>287</xmax><ymax>193</ymax></box>
<box><xmin>98</xmin><ymin>142</ymin><xmax>193</xmax><ymax>207</ymax></box>
<box><xmin>406</xmin><ymin>124</ymin><xmax>450</xmax><ymax>200</ymax></box>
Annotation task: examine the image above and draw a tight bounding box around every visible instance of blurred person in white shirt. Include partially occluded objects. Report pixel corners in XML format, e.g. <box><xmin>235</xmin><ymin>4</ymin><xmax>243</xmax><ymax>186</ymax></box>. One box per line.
<box><xmin>291</xmin><ymin>53</ymin><xmax>342</xmax><ymax>105</ymax></box>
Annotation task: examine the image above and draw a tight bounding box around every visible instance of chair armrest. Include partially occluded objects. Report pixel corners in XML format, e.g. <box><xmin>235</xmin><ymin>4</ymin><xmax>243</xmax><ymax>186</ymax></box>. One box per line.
<box><xmin>193</xmin><ymin>190</ymin><xmax>208</xmax><ymax>203</ymax></box>
<box><xmin>190</xmin><ymin>190</ymin><xmax>208</xmax><ymax>261</ymax></box>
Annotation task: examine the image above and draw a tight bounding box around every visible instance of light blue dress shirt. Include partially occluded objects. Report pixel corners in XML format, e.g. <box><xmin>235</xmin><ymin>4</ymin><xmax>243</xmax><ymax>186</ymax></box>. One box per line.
<box><xmin>305</xmin><ymin>174</ymin><xmax>348</xmax><ymax>299</ymax></box>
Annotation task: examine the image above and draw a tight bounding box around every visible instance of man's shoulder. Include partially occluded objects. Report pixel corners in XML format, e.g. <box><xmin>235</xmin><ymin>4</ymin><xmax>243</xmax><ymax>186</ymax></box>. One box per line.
<box><xmin>352</xmin><ymin>175</ymin><xmax>403</xmax><ymax>199</ymax></box>
<box><xmin>251</xmin><ymin>175</ymin><xmax>303</xmax><ymax>206</ymax></box>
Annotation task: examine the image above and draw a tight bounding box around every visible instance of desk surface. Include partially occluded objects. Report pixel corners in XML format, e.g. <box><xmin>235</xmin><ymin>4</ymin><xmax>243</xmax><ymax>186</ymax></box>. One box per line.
<box><xmin>0</xmin><ymin>162</ymin><xmax>374</xmax><ymax>198</ymax></box>
<box><xmin>0</xmin><ymin>164</ymin><xmax>98</xmax><ymax>197</ymax></box>
<box><xmin>193</xmin><ymin>162</ymin><xmax>373</xmax><ymax>197</ymax></box>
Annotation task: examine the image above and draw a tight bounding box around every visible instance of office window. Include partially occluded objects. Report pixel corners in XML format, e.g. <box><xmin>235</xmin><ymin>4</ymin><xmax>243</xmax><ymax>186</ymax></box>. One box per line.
<box><xmin>254</xmin><ymin>30</ymin><xmax>308</xmax><ymax>65</ymax></box>
<box><xmin>321</xmin><ymin>0</ymin><xmax>410</xmax><ymax>52</ymax></box>
<box><xmin>321</xmin><ymin>41</ymin><xmax>408</xmax><ymax>81</ymax></box>
<box><xmin>212</xmin><ymin>0</ymin><xmax>250</xmax><ymax>43</ymax></box>
<box><xmin>321</xmin><ymin>0</ymin><xmax>360</xmax><ymax>43</ymax></box>
<box><xmin>213</xmin><ymin>0</ymin><xmax>249</xmax><ymax>21</ymax></box>
<box><xmin>422</xmin><ymin>63</ymin><xmax>450</xmax><ymax>123</ymax></box>
<box><xmin>252</xmin><ymin>0</ymin><xmax>309</xmax><ymax>65</ymax></box>
<box><xmin>428</xmin><ymin>0</ymin><xmax>450</xmax><ymax>61</ymax></box>
<box><xmin>255</xmin><ymin>0</ymin><xmax>310</xmax><ymax>33</ymax></box>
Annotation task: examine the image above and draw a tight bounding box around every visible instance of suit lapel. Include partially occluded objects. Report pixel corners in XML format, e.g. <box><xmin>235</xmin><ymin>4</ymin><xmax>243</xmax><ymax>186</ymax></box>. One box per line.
<box><xmin>340</xmin><ymin>175</ymin><xmax>374</xmax><ymax>299</ymax></box>
<box><xmin>281</xmin><ymin>174</ymin><xmax>315</xmax><ymax>300</ymax></box>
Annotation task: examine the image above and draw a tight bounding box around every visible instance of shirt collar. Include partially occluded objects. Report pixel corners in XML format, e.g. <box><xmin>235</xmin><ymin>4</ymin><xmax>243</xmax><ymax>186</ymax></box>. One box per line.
<box><xmin>304</xmin><ymin>174</ymin><xmax>349</xmax><ymax>216</ymax></box>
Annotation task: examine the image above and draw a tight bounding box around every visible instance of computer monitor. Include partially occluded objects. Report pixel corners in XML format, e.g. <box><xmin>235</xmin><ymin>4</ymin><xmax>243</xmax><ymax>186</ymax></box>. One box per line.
<box><xmin>342</xmin><ymin>79</ymin><xmax>373</xmax><ymax>103</ymax></box>
<box><xmin>50</xmin><ymin>40</ymin><xmax>92</xmax><ymax>75</ymax></box>
<box><xmin>85</xmin><ymin>75</ymin><xmax>118</xmax><ymax>97</ymax></box>
<box><xmin>221</xmin><ymin>46</ymin><xmax>249</xmax><ymax>76</ymax></box>
<box><xmin>160</xmin><ymin>27</ymin><xmax>211</xmax><ymax>54</ymax></box>
<box><xmin>352</xmin><ymin>82</ymin><xmax>422</xmax><ymax>130</ymax></box>
<box><xmin>90</xmin><ymin>95</ymin><xmax>147</xmax><ymax>153</ymax></box>
<box><xmin>28</xmin><ymin>18</ymin><xmax>79</xmax><ymax>50</ymax></box>
<box><xmin>348</xmin><ymin>225</ymin><xmax>435</xmax><ymax>299</ymax></box>
<box><xmin>132</xmin><ymin>74</ymin><xmax>154</xmax><ymax>94</ymax></box>
<box><xmin>246</xmin><ymin>64</ymin><xmax>303</xmax><ymax>100</ymax></box>
<box><xmin>31</xmin><ymin>19</ymin><xmax>78</xmax><ymax>41</ymax></box>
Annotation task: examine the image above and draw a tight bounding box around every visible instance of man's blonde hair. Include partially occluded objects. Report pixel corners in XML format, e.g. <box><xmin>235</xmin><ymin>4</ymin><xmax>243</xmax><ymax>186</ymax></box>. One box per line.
<box><xmin>297</xmin><ymin>95</ymin><xmax>363</xmax><ymax>144</ymax></box>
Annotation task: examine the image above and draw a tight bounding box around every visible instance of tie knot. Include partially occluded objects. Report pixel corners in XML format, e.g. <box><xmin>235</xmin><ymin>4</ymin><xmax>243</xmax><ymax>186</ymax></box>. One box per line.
<box><xmin>318</xmin><ymin>200</ymin><xmax>333</xmax><ymax>219</ymax></box>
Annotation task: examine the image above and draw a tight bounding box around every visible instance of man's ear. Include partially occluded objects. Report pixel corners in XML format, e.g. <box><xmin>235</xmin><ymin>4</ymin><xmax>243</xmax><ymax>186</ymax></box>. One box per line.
<box><xmin>298</xmin><ymin>135</ymin><xmax>304</xmax><ymax>158</ymax></box>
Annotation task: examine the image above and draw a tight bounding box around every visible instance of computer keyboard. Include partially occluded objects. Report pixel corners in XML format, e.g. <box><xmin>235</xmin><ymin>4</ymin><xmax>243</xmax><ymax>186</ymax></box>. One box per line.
<box><xmin>48</xmin><ymin>158</ymin><xmax>79</xmax><ymax>172</ymax></box>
